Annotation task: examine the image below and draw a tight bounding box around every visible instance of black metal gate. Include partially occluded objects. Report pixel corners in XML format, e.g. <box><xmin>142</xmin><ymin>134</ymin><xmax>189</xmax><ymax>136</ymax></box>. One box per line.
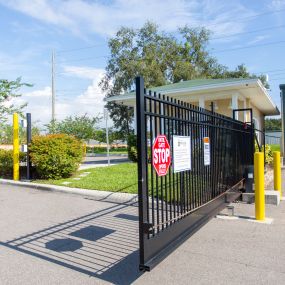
<box><xmin>136</xmin><ymin>76</ymin><xmax>254</xmax><ymax>271</ymax></box>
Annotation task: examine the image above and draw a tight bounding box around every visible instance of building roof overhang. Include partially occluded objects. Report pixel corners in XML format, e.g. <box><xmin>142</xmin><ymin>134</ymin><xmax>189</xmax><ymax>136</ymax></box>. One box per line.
<box><xmin>106</xmin><ymin>78</ymin><xmax>280</xmax><ymax>116</ymax></box>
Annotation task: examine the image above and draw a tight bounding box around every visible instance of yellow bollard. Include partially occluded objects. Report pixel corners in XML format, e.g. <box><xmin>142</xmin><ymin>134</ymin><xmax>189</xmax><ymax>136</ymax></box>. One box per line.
<box><xmin>254</xmin><ymin>152</ymin><xmax>265</xmax><ymax>220</ymax></box>
<box><xmin>13</xmin><ymin>113</ymin><xmax>19</xmax><ymax>181</ymax></box>
<box><xmin>273</xmin><ymin>151</ymin><xmax>282</xmax><ymax>198</ymax></box>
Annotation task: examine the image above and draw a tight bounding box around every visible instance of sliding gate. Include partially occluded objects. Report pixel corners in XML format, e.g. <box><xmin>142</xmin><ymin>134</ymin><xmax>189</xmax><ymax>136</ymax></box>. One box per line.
<box><xmin>136</xmin><ymin>77</ymin><xmax>254</xmax><ymax>271</ymax></box>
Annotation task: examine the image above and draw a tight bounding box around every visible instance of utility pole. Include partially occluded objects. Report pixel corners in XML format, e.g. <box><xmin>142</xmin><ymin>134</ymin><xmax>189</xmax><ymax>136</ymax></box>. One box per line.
<box><xmin>51</xmin><ymin>50</ymin><xmax>55</xmax><ymax>121</ymax></box>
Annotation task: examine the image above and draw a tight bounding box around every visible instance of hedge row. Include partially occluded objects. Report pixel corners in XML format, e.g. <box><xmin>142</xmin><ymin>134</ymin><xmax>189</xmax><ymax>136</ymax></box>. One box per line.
<box><xmin>0</xmin><ymin>150</ymin><xmax>26</xmax><ymax>178</ymax></box>
<box><xmin>86</xmin><ymin>146</ymin><xmax>127</xmax><ymax>153</ymax></box>
<box><xmin>29</xmin><ymin>134</ymin><xmax>83</xmax><ymax>179</ymax></box>
<box><xmin>0</xmin><ymin>134</ymin><xmax>84</xmax><ymax>180</ymax></box>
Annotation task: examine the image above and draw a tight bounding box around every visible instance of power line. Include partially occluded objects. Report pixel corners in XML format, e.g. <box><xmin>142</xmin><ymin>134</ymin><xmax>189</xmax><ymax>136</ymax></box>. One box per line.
<box><xmin>56</xmin><ymin>55</ymin><xmax>109</xmax><ymax>64</ymax></box>
<box><xmin>51</xmin><ymin>7</ymin><xmax>285</xmax><ymax>56</ymax></box>
<box><xmin>55</xmin><ymin>39</ymin><xmax>285</xmax><ymax>64</ymax></box>
<box><xmin>56</xmin><ymin>44</ymin><xmax>107</xmax><ymax>54</ymax></box>
<box><xmin>211</xmin><ymin>24</ymin><xmax>285</xmax><ymax>40</ymax></box>
<box><xmin>255</xmin><ymin>68</ymin><xmax>285</xmax><ymax>74</ymax></box>
<box><xmin>52</xmin><ymin>8</ymin><xmax>285</xmax><ymax>58</ymax></box>
<box><xmin>204</xmin><ymin>7</ymin><xmax>285</xmax><ymax>29</ymax></box>
<box><xmin>212</xmin><ymin>39</ymin><xmax>285</xmax><ymax>53</ymax></box>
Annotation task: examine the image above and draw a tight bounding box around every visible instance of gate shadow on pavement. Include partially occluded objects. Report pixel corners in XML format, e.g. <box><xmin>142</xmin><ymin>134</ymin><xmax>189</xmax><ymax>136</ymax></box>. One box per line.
<box><xmin>0</xmin><ymin>203</ymin><xmax>143</xmax><ymax>285</ymax></box>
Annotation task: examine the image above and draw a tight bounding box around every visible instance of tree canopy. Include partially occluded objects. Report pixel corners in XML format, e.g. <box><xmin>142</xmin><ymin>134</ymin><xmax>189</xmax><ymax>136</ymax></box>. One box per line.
<box><xmin>101</xmin><ymin>22</ymin><xmax>269</xmax><ymax>136</ymax></box>
<box><xmin>265</xmin><ymin>118</ymin><xmax>281</xmax><ymax>131</ymax></box>
<box><xmin>46</xmin><ymin>114</ymin><xmax>101</xmax><ymax>141</ymax></box>
<box><xmin>0</xmin><ymin>124</ymin><xmax>40</xmax><ymax>144</ymax></box>
<box><xmin>95</xmin><ymin>128</ymin><xmax>125</xmax><ymax>144</ymax></box>
<box><xmin>0</xmin><ymin>77</ymin><xmax>31</xmax><ymax>124</ymax></box>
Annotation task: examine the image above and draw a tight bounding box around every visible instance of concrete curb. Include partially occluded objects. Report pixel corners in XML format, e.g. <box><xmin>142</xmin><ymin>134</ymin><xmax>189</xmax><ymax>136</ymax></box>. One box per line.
<box><xmin>0</xmin><ymin>179</ymin><xmax>138</xmax><ymax>205</ymax></box>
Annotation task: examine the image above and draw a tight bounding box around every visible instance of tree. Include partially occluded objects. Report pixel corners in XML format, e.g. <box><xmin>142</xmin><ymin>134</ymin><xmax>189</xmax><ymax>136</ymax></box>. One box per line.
<box><xmin>101</xmin><ymin>22</ymin><xmax>268</xmax><ymax>134</ymax></box>
<box><xmin>45</xmin><ymin>114</ymin><xmax>101</xmax><ymax>141</ymax></box>
<box><xmin>101</xmin><ymin>23</ymin><xmax>224</xmax><ymax>136</ymax></box>
<box><xmin>95</xmin><ymin>128</ymin><xmax>126</xmax><ymax>144</ymax></box>
<box><xmin>94</xmin><ymin>129</ymin><xmax>106</xmax><ymax>143</ymax></box>
<box><xmin>0</xmin><ymin>124</ymin><xmax>40</xmax><ymax>144</ymax></box>
<box><xmin>216</xmin><ymin>64</ymin><xmax>269</xmax><ymax>89</ymax></box>
<box><xmin>265</xmin><ymin>118</ymin><xmax>281</xmax><ymax>131</ymax></box>
<box><xmin>0</xmin><ymin>77</ymin><xmax>31</xmax><ymax>124</ymax></box>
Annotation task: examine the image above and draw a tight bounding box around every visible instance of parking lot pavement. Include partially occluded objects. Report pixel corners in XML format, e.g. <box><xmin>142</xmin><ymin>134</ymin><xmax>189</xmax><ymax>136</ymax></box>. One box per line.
<box><xmin>0</xmin><ymin>184</ymin><xmax>141</xmax><ymax>285</ymax></box>
<box><xmin>1</xmin><ymin>183</ymin><xmax>285</xmax><ymax>285</ymax></box>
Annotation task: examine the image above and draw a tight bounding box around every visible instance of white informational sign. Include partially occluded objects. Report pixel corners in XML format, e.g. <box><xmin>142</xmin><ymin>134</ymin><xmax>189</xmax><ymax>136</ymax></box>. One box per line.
<box><xmin>20</xmin><ymin>144</ymin><xmax>27</xmax><ymax>153</ymax></box>
<box><xmin>203</xmin><ymin>137</ymin><xmax>210</xmax><ymax>166</ymax></box>
<box><xmin>173</xmin><ymin>136</ymin><xmax>191</xmax><ymax>173</ymax></box>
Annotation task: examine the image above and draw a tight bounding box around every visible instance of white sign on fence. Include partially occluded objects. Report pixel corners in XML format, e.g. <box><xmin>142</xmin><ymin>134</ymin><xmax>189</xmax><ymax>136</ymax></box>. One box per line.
<box><xmin>203</xmin><ymin>137</ymin><xmax>210</xmax><ymax>166</ymax></box>
<box><xmin>173</xmin><ymin>136</ymin><xmax>191</xmax><ymax>173</ymax></box>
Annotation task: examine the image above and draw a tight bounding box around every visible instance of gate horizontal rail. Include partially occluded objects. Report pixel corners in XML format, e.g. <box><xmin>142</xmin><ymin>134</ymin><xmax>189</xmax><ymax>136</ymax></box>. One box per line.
<box><xmin>136</xmin><ymin>76</ymin><xmax>254</xmax><ymax>271</ymax></box>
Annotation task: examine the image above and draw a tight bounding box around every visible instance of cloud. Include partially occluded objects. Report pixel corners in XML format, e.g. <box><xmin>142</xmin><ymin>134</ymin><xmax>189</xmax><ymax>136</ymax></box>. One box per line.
<box><xmin>62</xmin><ymin>65</ymin><xmax>103</xmax><ymax>80</ymax></box>
<box><xmin>24</xmin><ymin>86</ymin><xmax>51</xmax><ymax>98</ymax></box>
<box><xmin>15</xmin><ymin>67</ymin><xmax>106</xmax><ymax>127</ymax></box>
<box><xmin>269</xmin><ymin>0</ymin><xmax>285</xmax><ymax>9</ymax></box>
<box><xmin>247</xmin><ymin>35</ymin><xmax>270</xmax><ymax>45</ymax></box>
<box><xmin>0</xmin><ymin>0</ymin><xmax>254</xmax><ymax>38</ymax></box>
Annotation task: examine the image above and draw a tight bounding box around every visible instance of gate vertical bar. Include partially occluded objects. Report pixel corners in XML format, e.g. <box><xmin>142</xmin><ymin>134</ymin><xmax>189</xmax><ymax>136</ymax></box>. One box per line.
<box><xmin>136</xmin><ymin>76</ymin><xmax>148</xmax><ymax>270</ymax></box>
<box><xmin>135</xmin><ymin>77</ymin><xmax>248</xmax><ymax>271</ymax></box>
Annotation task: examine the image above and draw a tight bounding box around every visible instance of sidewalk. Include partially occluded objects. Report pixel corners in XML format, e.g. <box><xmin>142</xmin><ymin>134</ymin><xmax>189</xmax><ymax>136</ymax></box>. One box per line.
<box><xmin>0</xmin><ymin>174</ymin><xmax>284</xmax><ymax>284</ymax></box>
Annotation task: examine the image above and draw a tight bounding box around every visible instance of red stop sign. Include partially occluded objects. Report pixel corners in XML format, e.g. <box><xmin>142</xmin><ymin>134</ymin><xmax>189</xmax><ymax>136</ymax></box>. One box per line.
<box><xmin>152</xmin><ymin>135</ymin><xmax>171</xmax><ymax>176</ymax></box>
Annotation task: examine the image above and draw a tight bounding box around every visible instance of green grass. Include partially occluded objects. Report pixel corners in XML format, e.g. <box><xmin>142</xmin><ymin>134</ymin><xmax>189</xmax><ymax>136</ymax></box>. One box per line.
<box><xmin>269</xmin><ymin>144</ymin><xmax>280</xmax><ymax>152</ymax></box>
<box><xmin>35</xmin><ymin>163</ymin><xmax>138</xmax><ymax>194</ymax></box>
<box><xmin>35</xmin><ymin>162</ymin><xmax>204</xmax><ymax>202</ymax></box>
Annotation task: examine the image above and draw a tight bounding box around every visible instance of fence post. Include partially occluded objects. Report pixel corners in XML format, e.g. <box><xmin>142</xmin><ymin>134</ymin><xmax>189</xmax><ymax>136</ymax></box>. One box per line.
<box><xmin>136</xmin><ymin>76</ymin><xmax>148</xmax><ymax>270</ymax></box>
<box><xmin>13</xmin><ymin>113</ymin><xmax>20</xmax><ymax>181</ymax></box>
<box><xmin>273</xmin><ymin>151</ymin><xmax>282</xmax><ymax>198</ymax></box>
<box><xmin>26</xmin><ymin>113</ymin><xmax>32</xmax><ymax>180</ymax></box>
<box><xmin>254</xmin><ymin>152</ymin><xmax>265</xmax><ymax>220</ymax></box>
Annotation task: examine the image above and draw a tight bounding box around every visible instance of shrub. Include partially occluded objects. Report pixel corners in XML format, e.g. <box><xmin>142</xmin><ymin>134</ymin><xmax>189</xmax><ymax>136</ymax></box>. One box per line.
<box><xmin>0</xmin><ymin>150</ymin><xmax>26</xmax><ymax>178</ymax></box>
<box><xmin>127</xmin><ymin>134</ymin><xmax>137</xmax><ymax>162</ymax></box>
<box><xmin>86</xmin><ymin>146</ymin><xmax>94</xmax><ymax>153</ymax></box>
<box><xmin>255</xmin><ymin>142</ymin><xmax>273</xmax><ymax>164</ymax></box>
<box><xmin>129</xmin><ymin>146</ymin><xmax>138</xmax><ymax>162</ymax></box>
<box><xmin>29</xmin><ymin>134</ymin><xmax>83</xmax><ymax>179</ymax></box>
<box><xmin>90</xmin><ymin>146</ymin><xmax>128</xmax><ymax>153</ymax></box>
<box><xmin>263</xmin><ymin>144</ymin><xmax>273</xmax><ymax>164</ymax></box>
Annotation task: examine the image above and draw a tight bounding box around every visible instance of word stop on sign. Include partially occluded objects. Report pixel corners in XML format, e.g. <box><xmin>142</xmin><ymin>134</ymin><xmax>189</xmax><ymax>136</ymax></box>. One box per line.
<box><xmin>152</xmin><ymin>135</ymin><xmax>171</xmax><ymax>176</ymax></box>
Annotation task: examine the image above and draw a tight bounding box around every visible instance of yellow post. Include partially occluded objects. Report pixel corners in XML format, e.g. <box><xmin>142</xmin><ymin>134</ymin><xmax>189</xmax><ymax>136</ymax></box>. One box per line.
<box><xmin>273</xmin><ymin>151</ymin><xmax>282</xmax><ymax>198</ymax></box>
<box><xmin>13</xmin><ymin>113</ymin><xmax>19</xmax><ymax>181</ymax></box>
<box><xmin>254</xmin><ymin>152</ymin><xmax>265</xmax><ymax>220</ymax></box>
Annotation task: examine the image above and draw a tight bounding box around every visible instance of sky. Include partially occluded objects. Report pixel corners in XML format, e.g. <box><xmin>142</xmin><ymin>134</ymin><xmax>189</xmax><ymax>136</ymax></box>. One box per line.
<box><xmin>0</xmin><ymin>0</ymin><xmax>285</xmax><ymax>128</ymax></box>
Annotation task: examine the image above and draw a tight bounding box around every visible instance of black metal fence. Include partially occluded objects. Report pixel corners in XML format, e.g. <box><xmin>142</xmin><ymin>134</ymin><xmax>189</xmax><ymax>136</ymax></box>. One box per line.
<box><xmin>254</xmin><ymin>129</ymin><xmax>281</xmax><ymax>165</ymax></box>
<box><xmin>264</xmin><ymin>131</ymin><xmax>281</xmax><ymax>145</ymax></box>
<box><xmin>136</xmin><ymin>76</ymin><xmax>254</xmax><ymax>271</ymax></box>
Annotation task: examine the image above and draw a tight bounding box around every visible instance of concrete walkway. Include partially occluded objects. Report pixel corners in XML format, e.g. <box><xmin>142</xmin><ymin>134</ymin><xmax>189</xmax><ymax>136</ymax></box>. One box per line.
<box><xmin>0</xmin><ymin>181</ymin><xmax>285</xmax><ymax>284</ymax></box>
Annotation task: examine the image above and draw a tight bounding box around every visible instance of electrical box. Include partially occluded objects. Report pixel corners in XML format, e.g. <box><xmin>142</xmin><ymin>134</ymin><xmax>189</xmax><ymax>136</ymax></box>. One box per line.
<box><xmin>244</xmin><ymin>165</ymin><xmax>254</xmax><ymax>193</ymax></box>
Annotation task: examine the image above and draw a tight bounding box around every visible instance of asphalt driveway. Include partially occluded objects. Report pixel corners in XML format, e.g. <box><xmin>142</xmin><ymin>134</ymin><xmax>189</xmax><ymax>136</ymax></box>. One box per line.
<box><xmin>1</xmin><ymin>183</ymin><xmax>285</xmax><ymax>285</ymax></box>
